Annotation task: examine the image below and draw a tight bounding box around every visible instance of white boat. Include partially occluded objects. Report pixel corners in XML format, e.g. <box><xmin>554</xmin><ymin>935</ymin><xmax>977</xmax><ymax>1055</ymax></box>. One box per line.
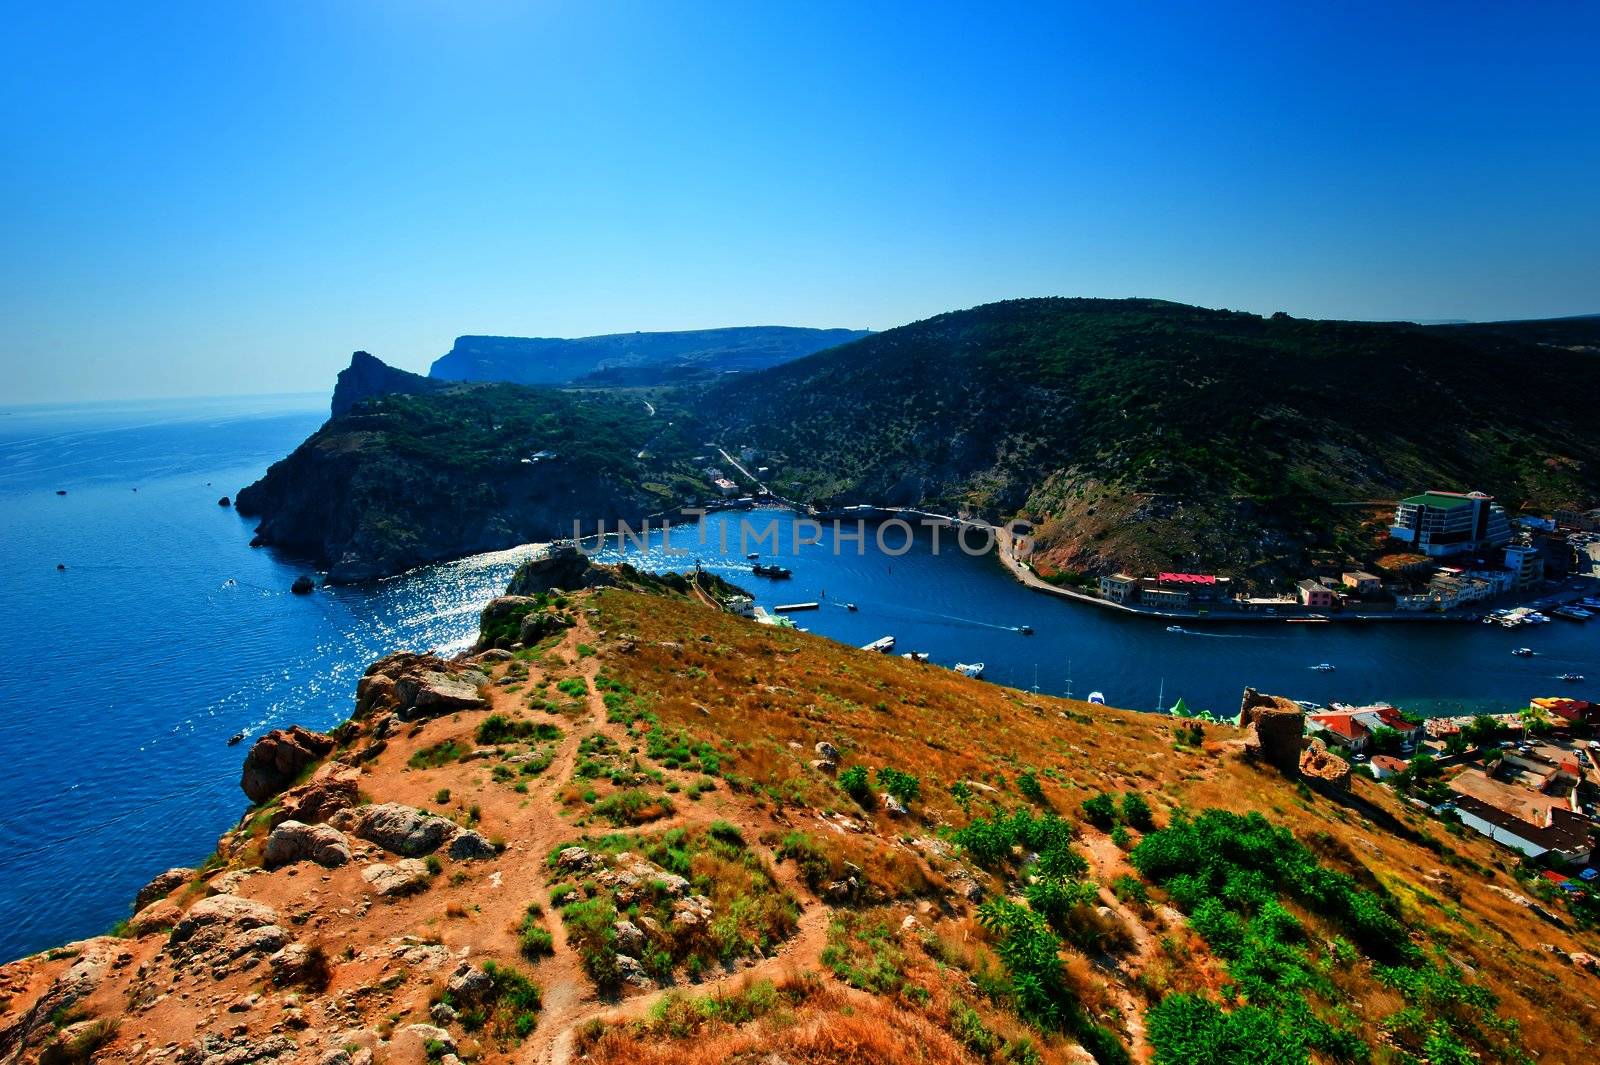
<box><xmin>861</xmin><ymin>636</ymin><xmax>895</xmax><ymax>653</ymax></box>
<box><xmin>1166</xmin><ymin>625</ymin><xmax>1184</xmax><ymax>633</ymax></box>
<box><xmin>1559</xmin><ymin>673</ymin><xmax>1585</xmax><ymax>683</ymax></box>
<box><xmin>1511</xmin><ymin>647</ymin><xmax>1534</xmax><ymax>657</ymax></box>
<box><xmin>1086</xmin><ymin>691</ymin><xmax>1106</xmax><ymax>705</ymax></box>
<box><xmin>1309</xmin><ymin>662</ymin><xmax>1335</xmax><ymax>672</ymax></box>
<box><xmin>954</xmin><ymin>662</ymin><xmax>985</xmax><ymax>678</ymax></box>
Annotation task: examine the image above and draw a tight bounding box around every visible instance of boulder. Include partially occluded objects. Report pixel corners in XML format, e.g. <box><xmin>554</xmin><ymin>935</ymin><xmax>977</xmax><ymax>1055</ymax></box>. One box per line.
<box><xmin>240</xmin><ymin>726</ymin><xmax>335</xmax><ymax>803</ymax></box>
<box><xmin>405</xmin><ymin>671</ymin><xmax>487</xmax><ymax>717</ymax></box>
<box><xmin>614</xmin><ymin>919</ymin><xmax>645</xmax><ymax>955</ymax></box>
<box><xmin>354</xmin><ymin>653</ymin><xmax>489</xmax><ymax>721</ymax></box>
<box><xmin>177</xmin><ymin>1033</ymin><xmax>298</xmax><ymax>1065</ymax></box>
<box><xmin>393</xmin><ymin>1025</ymin><xmax>455</xmax><ymax>1061</ymax></box>
<box><xmin>349</xmin><ymin>803</ymin><xmax>459</xmax><ymax>856</ymax></box>
<box><xmin>671</xmin><ymin>895</ymin><xmax>714</xmax><ymax>929</ymax></box>
<box><xmin>263</xmin><ymin>821</ymin><xmax>354</xmax><ymax>869</ymax></box>
<box><xmin>881</xmin><ymin>792</ymin><xmax>908</xmax><ymax>816</ymax></box>
<box><xmin>361</xmin><ymin>859</ymin><xmax>430</xmax><ymax>898</ymax></box>
<box><xmin>505</xmin><ymin>542</ymin><xmax>612</xmax><ymax>597</ymax></box>
<box><xmin>556</xmin><ymin>846</ymin><xmax>598</xmax><ymax>872</ymax></box>
<box><xmin>815</xmin><ymin>741</ymin><xmax>840</xmax><ymax>762</ymax></box>
<box><xmin>165</xmin><ymin>895</ymin><xmax>288</xmax><ymax>973</ymax></box>
<box><xmin>446</xmin><ymin>962</ymin><xmax>493</xmax><ymax>998</ymax></box>
<box><xmin>615</xmin><ymin>953</ymin><xmax>652</xmax><ymax>988</ymax></box>
<box><xmin>271</xmin><ymin>762</ymin><xmax>361</xmax><ymax>827</ymax></box>
<box><xmin>447</xmin><ymin>830</ymin><xmax>498</xmax><ymax>861</ymax></box>
<box><xmin>135</xmin><ymin>866</ymin><xmax>194</xmax><ymax>911</ymax></box>
<box><xmin>128</xmin><ymin>898</ymin><xmax>182</xmax><ymax>936</ymax></box>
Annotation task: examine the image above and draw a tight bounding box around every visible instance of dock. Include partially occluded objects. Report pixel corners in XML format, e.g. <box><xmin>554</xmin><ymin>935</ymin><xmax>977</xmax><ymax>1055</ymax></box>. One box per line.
<box><xmin>773</xmin><ymin>602</ymin><xmax>819</xmax><ymax>613</ymax></box>
<box><xmin>861</xmin><ymin>636</ymin><xmax>896</xmax><ymax>653</ymax></box>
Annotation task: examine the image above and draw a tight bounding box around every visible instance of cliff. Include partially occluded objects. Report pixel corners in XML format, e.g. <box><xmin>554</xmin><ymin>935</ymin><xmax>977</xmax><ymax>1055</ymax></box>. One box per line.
<box><xmin>331</xmin><ymin>351</ymin><xmax>451</xmax><ymax>417</ymax></box>
<box><xmin>2</xmin><ymin>576</ymin><xmax>1595</xmax><ymax>1064</ymax></box>
<box><xmin>429</xmin><ymin>326</ymin><xmax>870</xmax><ymax>386</ymax></box>
<box><xmin>234</xmin><ymin>386</ymin><xmax>707</xmax><ymax>582</ymax></box>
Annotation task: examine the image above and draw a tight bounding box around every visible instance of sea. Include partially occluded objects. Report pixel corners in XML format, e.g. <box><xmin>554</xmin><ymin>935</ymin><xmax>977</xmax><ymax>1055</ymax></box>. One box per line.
<box><xmin>2</xmin><ymin>395</ymin><xmax>1598</xmax><ymax>961</ymax></box>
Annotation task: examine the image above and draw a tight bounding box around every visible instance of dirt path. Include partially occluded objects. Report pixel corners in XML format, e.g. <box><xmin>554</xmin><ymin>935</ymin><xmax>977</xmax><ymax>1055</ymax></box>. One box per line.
<box><xmin>515</xmin><ymin>626</ymin><xmax>837</xmax><ymax>1065</ymax></box>
<box><xmin>1079</xmin><ymin>832</ymin><xmax>1157</xmax><ymax>1063</ymax></box>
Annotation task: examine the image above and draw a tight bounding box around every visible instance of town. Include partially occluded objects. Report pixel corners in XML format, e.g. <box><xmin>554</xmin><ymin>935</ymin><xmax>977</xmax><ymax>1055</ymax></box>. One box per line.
<box><xmin>1086</xmin><ymin>489</ymin><xmax>1600</xmax><ymax>621</ymax></box>
<box><xmin>1234</xmin><ymin>687</ymin><xmax>1599</xmax><ymax>925</ymax></box>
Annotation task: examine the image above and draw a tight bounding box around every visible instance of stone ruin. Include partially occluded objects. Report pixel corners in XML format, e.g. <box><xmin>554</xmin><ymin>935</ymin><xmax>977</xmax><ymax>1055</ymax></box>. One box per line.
<box><xmin>1237</xmin><ymin>687</ymin><xmax>1351</xmax><ymax>789</ymax></box>
<box><xmin>1237</xmin><ymin>687</ymin><xmax>1307</xmax><ymax>776</ymax></box>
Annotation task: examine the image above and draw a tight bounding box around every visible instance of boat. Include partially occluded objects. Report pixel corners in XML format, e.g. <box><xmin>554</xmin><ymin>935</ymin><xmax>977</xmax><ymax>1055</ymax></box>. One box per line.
<box><xmin>751</xmin><ymin>563</ymin><xmax>792</xmax><ymax>578</ymax></box>
<box><xmin>1017</xmin><ymin>624</ymin><xmax>1034</xmax><ymax>635</ymax></box>
<box><xmin>1552</xmin><ymin>606</ymin><xmax>1591</xmax><ymax>622</ymax></box>
<box><xmin>844</xmin><ymin>602</ymin><xmax>858</xmax><ymax>612</ymax></box>
<box><xmin>1086</xmin><ymin>691</ymin><xmax>1106</xmax><ymax>705</ymax></box>
<box><xmin>227</xmin><ymin>731</ymin><xmax>246</xmax><ymax>746</ymax></box>
<box><xmin>861</xmin><ymin>636</ymin><xmax>895</xmax><ymax>653</ymax></box>
<box><xmin>773</xmin><ymin>602</ymin><xmax>819</xmax><ymax>612</ymax></box>
<box><xmin>746</xmin><ymin>552</ymin><xmax>760</xmax><ymax>560</ymax></box>
<box><xmin>954</xmin><ymin>662</ymin><xmax>985</xmax><ymax>678</ymax></box>
<box><xmin>1309</xmin><ymin>663</ymin><xmax>1336</xmax><ymax>672</ymax></box>
<box><xmin>901</xmin><ymin>651</ymin><xmax>930</xmax><ymax>662</ymax></box>
<box><xmin>1511</xmin><ymin>647</ymin><xmax>1535</xmax><ymax>657</ymax></box>
<box><xmin>1166</xmin><ymin>625</ymin><xmax>1184</xmax><ymax>633</ymax></box>
<box><xmin>1559</xmin><ymin>673</ymin><xmax>1585</xmax><ymax>683</ymax></box>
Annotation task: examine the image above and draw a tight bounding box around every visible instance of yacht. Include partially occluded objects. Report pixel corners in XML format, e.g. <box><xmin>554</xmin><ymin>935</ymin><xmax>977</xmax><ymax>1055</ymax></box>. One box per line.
<box><xmin>954</xmin><ymin>662</ymin><xmax>985</xmax><ymax>678</ymax></box>
<box><xmin>751</xmin><ymin>563</ymin><xmax>792</xmax><ymax>578</ymax></box>
<box><xmin>1511</xmin><ymin>647</ymin><xmax>1535</xmax><ymax>657</ymax></box>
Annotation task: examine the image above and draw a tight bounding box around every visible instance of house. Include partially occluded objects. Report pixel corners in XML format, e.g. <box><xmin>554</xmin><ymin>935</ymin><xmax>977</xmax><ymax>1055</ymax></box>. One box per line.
<box><xmin>1138</xmin><ymin>581</ymin><xmax>1191</xmax><ymax>610</ymax></box>
<box><xmin>1369</xmin><ymin>755</ymin><xmax>1409</xmax><ymax>780</ymax></box>
<box><xmin>1296</xmin><ymin>579</ymin><xmax>1336</xmax><ymax>608</ymax></box>
<box><xmin>1099</xmin><ymin>573</ymin><xmax>1138</xmax><ymax>605</ymax></box>
<box><xmin>1341</xmin><ymin>571</ymin><xmax>1382</xmax><ymax>596</ymax></box>
<box><xmin>1309</xmin><ymin>713</ymin><xmax>1370</xmax><ymax>753</ymax></box>
<box><xmin>712</xmin><ymin>478</ymin><xmax>739</xmax><ymax>498</ymax></box>
<box><xmin>1389</xmin><ymin>490</ymin><xmax>1511</xmax><ymax>557</ymax></box>
<box><xmin>1531</xmin><ymin>697</ymin><xmax>1598</xmax><ymax>726</ymax></box>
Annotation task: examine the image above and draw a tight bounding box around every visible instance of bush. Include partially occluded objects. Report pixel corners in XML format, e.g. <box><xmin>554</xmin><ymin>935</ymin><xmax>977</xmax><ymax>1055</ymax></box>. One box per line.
<box><xmin>1146</xmin><ymin>993</ymin><xmax>1307</xmax><ymax>1065</ymax></box>
<box><xmin>1016</xmin><ymin>771</ymin><xmax>1046</xmax><ymax>805</ymax></box>
<box><xmin>1081</xmin><ymin>792</ymin><xmax>1117</xmax><ymax>829</ymax></box>
<box><xmin>839</xmin><ymin>765</ymin><xmax>872</xmax><ymax>806</ymax></box>
<box><xmin>519</xmin><ymin>905</ymin><xmax>554</xmax><ymax>959</ymax></box>
<box><xmin>1120</xmin><ymin>792</ymin><xmax>1153</xmax><ymax>830</ymax></box>
<box><xmin>875</xmin><ymin>766</ymin><xmax>921</xmax><ymax>803</ymax></box>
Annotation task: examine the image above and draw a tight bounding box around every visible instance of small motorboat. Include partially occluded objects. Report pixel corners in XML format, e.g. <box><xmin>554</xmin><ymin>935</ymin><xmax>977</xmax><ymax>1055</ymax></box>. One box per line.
<box><xmin>751</xmin><ymin>563</ymin><xmax>792</xmax><ymax>578</ymax></box>
<box><xmin>227</xmin><ymin>731</ymin><xmax>246</xmax><ymax>746</ymax></box>
<box><xmin>1309</xmin><ymin>663</ymin><xmax>1336</xmax><ymax>672</ymax></box>
<box><xmin>1511</xmin><ymin>647</ymin><xmax>1534</xmax><ymax>657</ymax></box>
<box><xmin>1017</xmin><ymin>624</ymin><xmax>1034</xmax><ymax>635</ymax></box>
<box><xmin>844</xmin><ymin>602</ymin><xmax>858</xmax><ymax>612</ymax></box>
<box><xmin>746</xmin><ymin>552</ymin><xmax>760</xmax><ymax>560</ymax></box>
<box><xmin>1559</xmin><ymin>673</ymin><xmax>1585</xmax><ymax>683</ymax></box>
<box><xmin>954</xmin><ymin>662</ymin><xmax>985</xmax><ymax>678</ymax></box>
<box><xmin>1166</xmin><ymin>625</ymin><xmax>1184</xmax><ymax>633</ymax></box>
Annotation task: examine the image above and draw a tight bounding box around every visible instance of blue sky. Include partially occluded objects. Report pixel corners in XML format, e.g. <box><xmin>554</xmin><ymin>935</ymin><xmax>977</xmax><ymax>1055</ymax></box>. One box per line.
<box><xmin>3</xmin><ymin>1</ymin><xmax>1597</xmax><ymax>402</ymax></box>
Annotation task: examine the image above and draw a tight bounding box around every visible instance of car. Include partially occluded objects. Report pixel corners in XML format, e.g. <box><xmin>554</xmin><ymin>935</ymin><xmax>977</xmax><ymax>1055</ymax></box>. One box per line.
<box><xmin>1580</xmin><ymin>868</ymin><xmax>1599</xmax><ymax>882</ymax></box>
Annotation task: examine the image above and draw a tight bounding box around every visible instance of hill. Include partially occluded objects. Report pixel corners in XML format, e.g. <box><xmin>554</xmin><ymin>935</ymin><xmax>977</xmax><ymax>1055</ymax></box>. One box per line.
<box><xmin>331</xmin><ymin>350</ymin><xmax>451</xmax><ymax>416</ymax></box>
<box><xmin>698</xmin><ymin>298</ymin><xmax>1600</xmax><ymax>585</ymax></box>
<box><xmin>1</xmin><ymin>564</ymin><xmax>1594</xmax><ymax>1064</ymax></box>
<box><xmin>235</xmin><ymin>385</ymin><xmax>706</xmax><ymax>582</ymax></box>
<box><xmin>429</xmin><ymin>326</ymin><xmax>872</xmax><ymax>386</ymax></box>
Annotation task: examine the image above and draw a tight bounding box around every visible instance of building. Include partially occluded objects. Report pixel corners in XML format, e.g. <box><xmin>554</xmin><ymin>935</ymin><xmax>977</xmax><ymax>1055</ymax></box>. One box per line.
<box><xmin>1098</xmin><ymin>574</ymin><xmax>1138</xmax><ymax>605</ymax></box>
<box><xmin>1503</xmin><ymin>545</ymin><xmax>1545</xmax><ymax>591</ymax></box>
<box><xmin>1296</xmin><ymin>579</ymin><xmax>1336</xmax><ymax>608</ymax></box>
<box><xmin>1389</xmin><ymin>490</ymin><xmax>1511</xmax><ymax>557</ymax></box>
<box><xmin>1531</xmin><ymin>697</ymin><xmax>1599</xmax><ymax>727</ymax></box>
<box><xmin>1138</xmin><ymin>583</ymin><xmax>1191</xmax><ymax>610</ymax></box>
<box><xmin>712</xmin><ymin>478</ymin><xmax>739</xmax><ymax>497</ymax></box>
<box><xmin>1308</xmin><ymin>704</ymin><xmax>1426</xmax><ymax>754</ymax></box>
<box><xmin>1369</xmin><ymin>755</ymin><xmax>1409</xmax><ymax>781</ymax></box>
<box><xmin>720</xmin><ymin>595</ymin><xmax>755</xmax><ymax>618</ymax></box>
<box><xmin>1341</xmin><ymin>571</ymin><xmax>1382</xmax><ymax>596</ymax></box>
<box><xmin>1156</xmin><ymin>572</ymin><xmax>1232</xmax><ymax>603</ymax></box>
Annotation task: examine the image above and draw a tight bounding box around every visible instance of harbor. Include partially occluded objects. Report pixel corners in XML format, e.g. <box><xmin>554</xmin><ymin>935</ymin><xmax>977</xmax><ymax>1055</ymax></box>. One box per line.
<box><xmin>590</xmin><ymin>507</ymin><xmax>1600</xmax><ymax>719</ymax></box>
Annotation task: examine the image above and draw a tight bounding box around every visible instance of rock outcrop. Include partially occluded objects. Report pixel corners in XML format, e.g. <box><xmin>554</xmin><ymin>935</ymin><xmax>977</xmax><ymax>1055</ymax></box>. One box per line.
<box><xmin>504</xmin><ymin>542</ymin><xmax>613</xmax><ymax>597</ymax></box>
<box><xmin>361</xmin><ymin>859</ymin><xmax>430</xmax><ymax>898</ymax></box>
<box><xmin>272</xmin><ymin>762</ymin><xmax>361</xmax><ymax>828</ymax></box>
<box><xmin>134</xmin><ymin>866</ymin><xmax>194</xmax><ymax>911</ymax></box>
<box><xmin>262</xmin><ymin>821</ymin><xmax>354</xmax><ymax>870</ymax></box>
<box><xmin>344</xmin><ymin>803</ymin><xmax>459</xmax><ymax>857</ymax></box>
<box><xmin>165</xmin><ymin>895</ymin><xmax>289</xmax><ymax>977</ymax></box>
<box><xmin>1238</xmin><ymin>688</ymin><xmax>1305</xmax><ymax>775</ymax></box>
<box><xmin>240</xmin><ymin>726</ymin><xmax>335</xmax><ymax>803</ymax></box>
<box><xmin>1298</xmin><ymin>737</ymin><xmax>1352</xmax><ymax>790</ymax></box>
<box><xmin>354</xmin><ymin>654</ymin><xmax>488</xmax><ymax>722</ymax></box>
<box><xmin>330</xmin><ymin>350</ymin><xmax>450</xmax><ymax>418</ymax></box>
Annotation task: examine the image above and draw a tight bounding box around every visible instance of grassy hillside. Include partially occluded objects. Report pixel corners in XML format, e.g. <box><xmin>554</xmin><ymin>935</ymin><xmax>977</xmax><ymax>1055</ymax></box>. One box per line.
<box><xmin>5</xmin><ymin>575</ymin><xmax>1594</xmax><ymax>1064</ymax></box>
<box><xmin>699</xmin><ymin>298</ymin><xmax>1600</xmax><ymax>585</ymax></box>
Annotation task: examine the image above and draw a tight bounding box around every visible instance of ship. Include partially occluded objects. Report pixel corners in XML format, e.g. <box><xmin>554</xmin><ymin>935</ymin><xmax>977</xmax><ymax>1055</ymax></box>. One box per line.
<box><xmin>751</xmin><ymin>563</ymin><xmax>792</xmax><ymax>578</ymax></box>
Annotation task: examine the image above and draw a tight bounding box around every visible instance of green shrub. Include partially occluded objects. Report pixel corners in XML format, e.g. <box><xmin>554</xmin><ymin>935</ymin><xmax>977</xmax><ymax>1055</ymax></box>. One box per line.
<box><xmin>1016</xmin><ymin>771</ymin><xmax>1046</xmax><ymax>805</ymax></box>
<box><xmin>409</xmin><ymin>739</ymin><xmax>464</xmax><ymax>770</ymax></box>
<box><xmin>875</xmin><ymin>766</ymin><xmax>921</xmax><ymax>803</ymax></box>
<box><xmin>1120</xmin><ymin>792</ymin><xmax>1153</xmax><ymax>830</ymax></box>
<box><xmin>1081</xmin><ymin>792</ymin><xmax>1117</xmax><ymax>829</ymax></box>
<box><xmin>839</xmin><ymin>765</ymin><xmax>872</xmax><ymax>806</ymax></box>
